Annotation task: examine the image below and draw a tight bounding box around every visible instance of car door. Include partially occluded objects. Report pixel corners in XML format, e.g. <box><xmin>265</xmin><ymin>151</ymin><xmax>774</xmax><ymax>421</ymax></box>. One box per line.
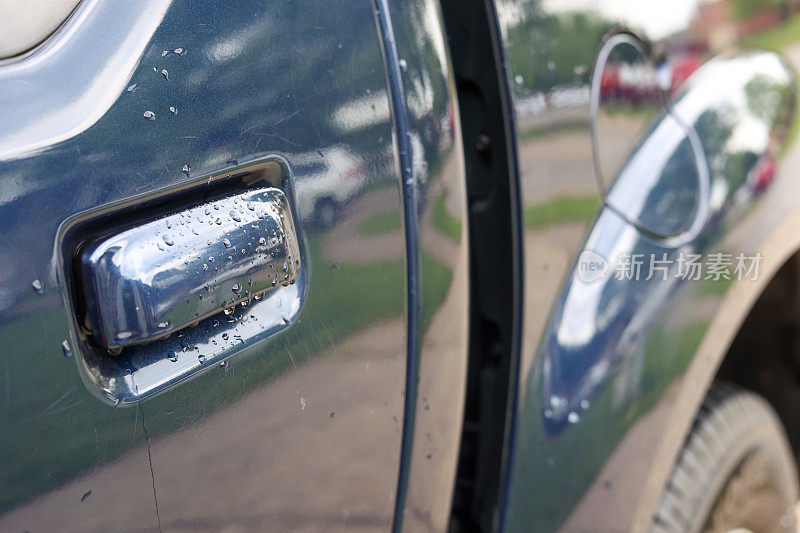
<box><xmin>488</xmin><ymin>1</ymin><xmax>798</xmax><ymax>531</ymax></box>
<box><xmin>0</xmin><ymin>0</ymin><xmax>468</xmax><ymax>531</ymax></box>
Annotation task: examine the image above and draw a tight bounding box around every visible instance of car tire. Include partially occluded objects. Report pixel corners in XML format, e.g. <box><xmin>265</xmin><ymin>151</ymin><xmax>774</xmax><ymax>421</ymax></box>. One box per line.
<box><xmin>652</xmin><ymin>382</ymin><xmax>798</xmax><ymax>533</ymax></box>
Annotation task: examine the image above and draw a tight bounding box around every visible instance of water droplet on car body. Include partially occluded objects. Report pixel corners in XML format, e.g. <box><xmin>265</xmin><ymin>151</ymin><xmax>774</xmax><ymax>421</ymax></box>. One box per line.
<box><xmin>31</xmin><ymin>279</ymin><xmax>44</xmax><ymax>294</ymax></box>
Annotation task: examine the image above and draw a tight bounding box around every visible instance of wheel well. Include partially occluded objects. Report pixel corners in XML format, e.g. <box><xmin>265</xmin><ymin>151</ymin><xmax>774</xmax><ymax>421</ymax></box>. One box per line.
<box><xmin>717</xmin><ymin>250</ymin><xmax>800</xmax><ymax>458</ymax></box>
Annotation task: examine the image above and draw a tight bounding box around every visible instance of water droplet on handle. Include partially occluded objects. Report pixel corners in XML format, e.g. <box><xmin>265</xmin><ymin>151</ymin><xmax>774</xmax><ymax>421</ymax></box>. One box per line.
<box><xmin>127</xmin><ymin>83</ymin><xmax>138</xmax><ymax>93</ymax></box>
<box><xmin>143</xmin><ymin>110</ymin><xmax>156</xmax><ymax>121</ymax></box>
<box><xmin>61</xmin><ymin>340</ymin><xmax>72</xmax><ymax>358</ymax></box>
<box><xmin>223</xmin><ymin>238</ymin><xmax>232</xmax><ymax>248</ymax></box>
<box><xmin>170</xmin><ymin>106</ymin><xmax>178</xmax><ymax>115</ymax></box>
<box><xmin>161</xmin><ymin>69</ymin><xmax>169</xmax><ymax>80</ymax></box>
<box><xmin>162</xmin><ymin>234</ymin><xmax>174</xmax><ymax>246</ymax></box>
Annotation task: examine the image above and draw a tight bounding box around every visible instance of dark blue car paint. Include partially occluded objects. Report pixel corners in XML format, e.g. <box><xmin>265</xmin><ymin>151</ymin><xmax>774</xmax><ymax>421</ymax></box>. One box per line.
<box><xmin>493</xmin><ymin>2</ymin><xmax>800</xmax><ymax>530</ymax></box>
<box><xmin>0</xmin><ymin>0</ymin><xmax>468</xmax><ymax>530</ymax></box>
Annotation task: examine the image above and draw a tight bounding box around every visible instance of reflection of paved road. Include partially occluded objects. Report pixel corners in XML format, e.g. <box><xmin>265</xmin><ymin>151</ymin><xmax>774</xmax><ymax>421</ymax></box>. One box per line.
<box><xmin>0</xmin><ymin>321</ymin><xmax>406</xmax><ymax>532</ymax></box>
<box><xmin>403</xmin><ymin>241</ymin><xmax>468</xmax><ymax>532</ymax></box>
<box><xmin>519</xmin><ymin>223</ymin><xmax>587</xmax><ymax>399</ymax></box>
<box><xmin>518</xmin><ymin>114</ymin><xmax>645</xmax><ymax>203</ymax></box>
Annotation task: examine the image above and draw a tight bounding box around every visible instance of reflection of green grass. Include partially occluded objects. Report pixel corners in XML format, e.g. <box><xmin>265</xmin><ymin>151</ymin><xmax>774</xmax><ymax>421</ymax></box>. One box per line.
<box><xmin>507</xmin><ymin>320</ymin><xmax>707</xmax><ymax>531</ymax></box>
<box><xmin>524</xmin><ymin>195</ymin><xmax>599</xmax><ymax>229</ymax></box>
<box><xmin>355</xmin><ymin>209</ymin><xmax>402</xmax><ymax>236</ymax></box>
<box><xmin>420</xmin><ymin>251</ymin><xmax>454</xmax><ymax>334</ymax></box>
<box><xmin>741</xmin><ymin>13</ymin><xmax>800</xmax><ymax>52</ymax></box>
<box><xmin>777</xmin><ymin>61</ymin><xmax>800</xmax><ymax>157</ymax></box>
<box><xmin>0</xmin><ymin>234</ymin><xmax>456</xmax><ymax>514</ymax></box>
<box><xmin>431</xmin><ymin>191</ymin><xmax>462</xmax><ymax>243</ymax></box>
<box><xmin>697</xmin><ymin>275</ymin><xmax>735</xmax><ymax>296</ymax></box>
<box><xmin>519</xmin><ymin>118</ymin><xmax>587</xmax><ymax>141</ymax></box>
<box><xmin>596</xmin><ymin>103</ymin><xmax>655</xmax><ymax>119</ymax></box>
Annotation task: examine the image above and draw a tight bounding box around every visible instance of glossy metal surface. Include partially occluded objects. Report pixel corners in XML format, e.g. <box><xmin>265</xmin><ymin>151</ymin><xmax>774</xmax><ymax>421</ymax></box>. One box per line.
<box><xmin>384</xmin><ymin>0</ymin><xmax>471</xmax><ymax>530</ymax></box>
<box><xmin>591</xmin><ymin>32</ymin><xmax>665</xmax><ymax>192</ymax></box>
<box><xmin>82</xmin><ymin>186</ymin><xmax>299</xmax><ymax>350</ymax></box>
<box><xmin>604</xmin><ymin>110</ymin><xmax>707</xmax><ymax>242</ymax></box>
<box><xmin>493</xmin><ymin>0</ymin><xmax>799</xmax><ymax>530</ymax></box>
<box><xmin>0</xmin><ymin>0</ymin><xmax>450</xmax><ymax>529</ymax></box>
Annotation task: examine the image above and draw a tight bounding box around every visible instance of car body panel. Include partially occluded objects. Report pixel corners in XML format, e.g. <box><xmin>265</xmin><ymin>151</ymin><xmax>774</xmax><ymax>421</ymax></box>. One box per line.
<box><xmin>0</xmin><ymin>0</ymin><xmax>470</xmax><ymax>530</ymax></box>
<box><xmin>492</xmin><ymin>1</ymin><xmax>800</xmax><ymax>531</ymax></box>
<box><xmin>382</xmin><ymin>0</ymin><xmax>470</xmax><ymax>530</ymax></box>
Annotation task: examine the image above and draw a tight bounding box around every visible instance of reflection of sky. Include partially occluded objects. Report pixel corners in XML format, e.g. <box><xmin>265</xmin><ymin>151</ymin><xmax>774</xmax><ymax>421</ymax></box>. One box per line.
<box><xmin>556</xmin><ymin>212</ymin><xmax>638</xmax><ymax>348</ymax></box>
<box><xmin>332</xmin><ymin>92</ymin><xmax>391</xmax><ymax>133</ymax></box>
<box><xmin>541</xmin><ymin>0</ymin><xmax>700</xmax><ymax>40</ymax></box>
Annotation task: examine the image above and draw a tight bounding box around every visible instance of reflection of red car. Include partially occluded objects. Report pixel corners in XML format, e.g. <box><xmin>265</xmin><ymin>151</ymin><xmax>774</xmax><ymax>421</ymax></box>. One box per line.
<box><xmin>670</xmin><ymin>53</ymin><xmax>703</xmax><ymax>94</ymax></box>
<box><xmin>748</xmin><ymin>152</ymin><xmax>776</xmax><ymax>192</ymax></box>
<box><xmin>600</xmin><ymin>53</ymin><xmax>704</xmax><ymax>102</ymax></box>
<box><xmin>600</xmin><ymin>62</ymin><xmax>661</xmax><ymax>104</ymax></box>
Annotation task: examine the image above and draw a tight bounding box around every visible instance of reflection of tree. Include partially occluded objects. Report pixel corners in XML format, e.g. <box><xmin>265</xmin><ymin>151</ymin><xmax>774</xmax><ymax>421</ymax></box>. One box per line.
<box><xmin>499</xmin><ymin>0</ymin><xmax>613</xmax><ymax>93</ymax></box>
<box><xmin>745</xmin><ymin>73</ymin><xmax>791</xmax><ymax>125</ymax></box>
<box><xmin>731</xmin><ymin>0</ymin><xmax>787</xmax><ymax>20</ymax></box>
<box><xmin>388</xmin><ymin>0</ymin><xmax>451</xmax><ymax>176</ymax></box>
<box><xmin>694</xmin><ymin>106</ymin><xmax>736</xmax><ymax>161</ymax></box>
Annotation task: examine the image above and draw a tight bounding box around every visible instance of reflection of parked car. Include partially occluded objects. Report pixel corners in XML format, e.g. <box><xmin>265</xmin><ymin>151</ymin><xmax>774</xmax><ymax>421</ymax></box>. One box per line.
<box><xmin>600</xmin><ymin>61</ymin><xmax>661</xmax><ymax>103</ymax></box>
<box><xmin>294</xmin><ymin>147</ymin><xmax>367</xmax><ymax>227</ymax></box>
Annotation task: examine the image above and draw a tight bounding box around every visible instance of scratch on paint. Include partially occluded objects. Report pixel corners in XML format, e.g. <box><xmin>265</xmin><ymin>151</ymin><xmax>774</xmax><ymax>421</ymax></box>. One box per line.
<box><xmin>286</xmin><ymin>347</ymin><xmax>306</xmax><ymax>410</ymax></box>
<box><xmin>132</xmin><ymin>375</ymin><xmax>162</xmax><ymax>532</ymax></box>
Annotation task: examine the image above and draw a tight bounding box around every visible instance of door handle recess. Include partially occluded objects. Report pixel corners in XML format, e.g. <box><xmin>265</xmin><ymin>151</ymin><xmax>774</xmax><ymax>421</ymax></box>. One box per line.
<box><xmin>59</xmin><ymin>158</ymin><xmax>304</xmax><ymax>405</ymax></box>
<box><xmin>81</xmin><ymin>187</ymin><xmax>301</xmax><ymax>351</ymax></box>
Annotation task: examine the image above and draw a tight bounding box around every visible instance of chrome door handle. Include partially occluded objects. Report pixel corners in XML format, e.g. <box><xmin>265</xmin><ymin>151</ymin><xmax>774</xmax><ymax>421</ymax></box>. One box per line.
<box><xmin>592</xmin><ymin>46</ymin><xmax>795</xmax><ymax>246</ymax></box>
<box><xmin>81</xmin><ymin>187</ymin><xmax>301</xmax><ymax>351</ymax></box>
